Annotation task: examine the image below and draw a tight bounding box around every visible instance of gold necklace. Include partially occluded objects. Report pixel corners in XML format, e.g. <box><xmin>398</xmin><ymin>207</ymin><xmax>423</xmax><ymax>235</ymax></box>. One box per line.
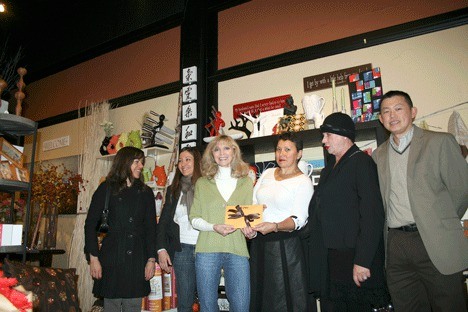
<box><xmin>275</xmin><ymin>167</ymin><xmax>301</xmax><ymax>180</ymax></box>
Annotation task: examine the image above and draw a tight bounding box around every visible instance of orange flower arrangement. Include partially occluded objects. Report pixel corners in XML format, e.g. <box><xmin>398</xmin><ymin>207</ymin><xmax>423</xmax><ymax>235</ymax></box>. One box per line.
<box><xmin>31</xmin><ymin>163</ymin><xmax>86</xmax><ymax>214</ymax></box>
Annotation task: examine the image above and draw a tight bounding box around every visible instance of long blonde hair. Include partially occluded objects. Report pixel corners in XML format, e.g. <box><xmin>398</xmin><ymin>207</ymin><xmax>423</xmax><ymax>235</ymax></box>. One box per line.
<box><xmin>202</xmin><ymin>135</ymin><xmax>249</xmax><ymax>179</ymax></box>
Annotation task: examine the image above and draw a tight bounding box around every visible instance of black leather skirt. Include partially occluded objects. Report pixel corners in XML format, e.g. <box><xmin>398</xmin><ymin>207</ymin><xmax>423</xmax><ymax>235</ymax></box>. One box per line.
<box><xmin>249</xmin><ymin>231</ymin><xmax>309</xmax><ymax>312</ymax></box>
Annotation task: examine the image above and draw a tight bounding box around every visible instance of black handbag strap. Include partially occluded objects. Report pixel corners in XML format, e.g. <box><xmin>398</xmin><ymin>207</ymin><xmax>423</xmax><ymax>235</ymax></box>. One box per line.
<box><xmin>98</xmin><ymin>184</ymin><xmax>111</xmax><ymax>233</ymax></box>
<box><xmin>103</xmin><ymin>183</ymin><xmax>111</xmax><ymax>214</ymax></box>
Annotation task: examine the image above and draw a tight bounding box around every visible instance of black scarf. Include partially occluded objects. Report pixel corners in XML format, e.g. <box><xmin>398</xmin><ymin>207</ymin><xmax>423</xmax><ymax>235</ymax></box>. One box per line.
<box><xmin>179</xmin><ymin>175</ymin><xmax>194</xmax><ymax>214</ymax></box>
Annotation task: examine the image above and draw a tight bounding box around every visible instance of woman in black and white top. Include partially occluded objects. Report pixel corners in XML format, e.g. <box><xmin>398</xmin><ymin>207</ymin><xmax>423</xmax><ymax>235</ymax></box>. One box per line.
<box><xmin>156</xmin><ymin>146</ymin><xmax>202</xmax><ymax>312</ymax></box>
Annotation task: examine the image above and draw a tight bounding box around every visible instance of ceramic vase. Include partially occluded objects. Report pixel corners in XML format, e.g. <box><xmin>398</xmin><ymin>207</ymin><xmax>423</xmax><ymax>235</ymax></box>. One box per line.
<box><xmin>153</xmin><ymin>165</ymin><xmax>167</xmax><ymax>187</ymax></box>
<box><xmin>100</xmin><ymin>136</ymin><xmax>111</xmax><ymax>155</ymax></box>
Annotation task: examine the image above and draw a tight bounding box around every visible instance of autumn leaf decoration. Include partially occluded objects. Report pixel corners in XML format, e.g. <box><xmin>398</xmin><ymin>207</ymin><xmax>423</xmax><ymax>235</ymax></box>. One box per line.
<box><xmin>227</xmin><ymin>205</ymin><xmax>260</xmax><ymax>227</ymax></box>
<box><xmin>31</xmin><ymin>163</ymin><xmax>87</xmax><ymax>213</ymax></box>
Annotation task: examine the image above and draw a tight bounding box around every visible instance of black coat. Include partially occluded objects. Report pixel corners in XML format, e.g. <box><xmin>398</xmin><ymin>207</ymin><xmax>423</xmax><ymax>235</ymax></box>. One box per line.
<box><xmin>306</xmin><ymin>144</ymin><xmax>385</xmax><ymax>296</ymax></box>
<box><xmin>84</xmin><ymin>180</ymin><xmax>157</xmax><ymax>298</ymax></box>
<box><xmin>155</xmin><ymin>186</ymin><xmax>182</xmax><ymax>259</ymax></box>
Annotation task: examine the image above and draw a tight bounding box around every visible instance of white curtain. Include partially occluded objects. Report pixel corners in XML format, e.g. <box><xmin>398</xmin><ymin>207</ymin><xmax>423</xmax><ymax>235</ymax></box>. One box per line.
<box><xmin>69</xmin><ymin>101</ymin><xmax>112</xmax><ymax>312</ymax></box>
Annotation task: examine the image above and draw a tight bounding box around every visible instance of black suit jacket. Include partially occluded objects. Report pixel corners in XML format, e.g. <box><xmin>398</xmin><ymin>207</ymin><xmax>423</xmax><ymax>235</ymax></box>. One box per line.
<box><xmin>155</xmin><ymin>186</ymin><xmax>182</xmax><ymax>259</ymax></box>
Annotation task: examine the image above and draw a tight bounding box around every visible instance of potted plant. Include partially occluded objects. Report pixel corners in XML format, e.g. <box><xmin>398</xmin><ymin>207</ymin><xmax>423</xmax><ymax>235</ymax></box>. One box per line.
<box><xmin>31</xmin><ymin>163</ymin><xmax>86</xmax><ymax>249</ymax></box>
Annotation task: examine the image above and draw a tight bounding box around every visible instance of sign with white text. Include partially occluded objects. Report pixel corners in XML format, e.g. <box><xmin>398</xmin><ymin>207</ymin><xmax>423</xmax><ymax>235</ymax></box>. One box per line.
<box><xmin>42</xmin><ymin>136</ymin><xmax>70</xmax><ymax>151</ymax></box>
<box><xmin>232</xmin><ymin>94</ymin><xmax>290</xmax><ymax>119</ymax></box>
<box><xmin>303</xmin><ymin>64</ymin><xmax>372</xmax><ymax>92</ymax></box>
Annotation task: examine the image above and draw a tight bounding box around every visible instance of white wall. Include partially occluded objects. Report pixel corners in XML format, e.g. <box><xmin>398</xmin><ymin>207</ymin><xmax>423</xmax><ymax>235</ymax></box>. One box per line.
<box><xmin>26</xmin><ymin>26</ymin><xmax>468</xmax><ymax>164</ymax></box>
<box><xmin>218</xmin><ymin>25</ymin><xmax>468</xmax><ymax>161</ymax></box>
<box><xmin>24</xmin><ymin>93</ymin><xmax>179</xmax><ymax>165</ymax></box>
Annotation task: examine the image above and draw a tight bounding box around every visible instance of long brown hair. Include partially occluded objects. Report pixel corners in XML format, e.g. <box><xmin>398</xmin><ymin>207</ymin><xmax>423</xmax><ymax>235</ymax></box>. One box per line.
<box><xmin>107</xmin><ymin>146</ymin><xmax>145</xmax><ymax>193</ymax></box>
<box><xmin>170</xmin><ymin>146</ymin><xmax>202</xmax><ymax>201</ymax></box>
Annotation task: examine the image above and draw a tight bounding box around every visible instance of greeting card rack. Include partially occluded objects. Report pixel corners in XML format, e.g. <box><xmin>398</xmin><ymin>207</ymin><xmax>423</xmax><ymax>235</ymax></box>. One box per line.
<box><xmin>0</xmin><ymin>114</ymin><xmax>38</xmax><ymax>262</ymax></box>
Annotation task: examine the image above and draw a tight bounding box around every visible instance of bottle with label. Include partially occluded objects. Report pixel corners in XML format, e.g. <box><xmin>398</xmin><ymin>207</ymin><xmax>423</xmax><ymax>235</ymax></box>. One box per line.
<box><xmin>148</xmin><ymin>263</ymin><xmax>163</xmax><ymax>312</ymax></box>
<box><xmin>162</xmin><ymin>271</ymin><xmax>172</xmax><ymax>310</ymax></box>
<box><xmin>155</xmin><ymin>191</ymin><xmax>163</xmax><ymax>217</ymax></box>
<box><xmin>170</xmin><ymin>267</ymin><xmax>178</xmax><ymax>309</ymax></box>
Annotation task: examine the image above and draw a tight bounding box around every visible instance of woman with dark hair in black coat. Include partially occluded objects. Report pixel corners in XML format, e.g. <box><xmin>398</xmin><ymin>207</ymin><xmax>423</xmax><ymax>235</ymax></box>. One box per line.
<box><xmin>85</xmin><ymin>146</ymin><xmax>157</xmax><ymax>312</ymax></box>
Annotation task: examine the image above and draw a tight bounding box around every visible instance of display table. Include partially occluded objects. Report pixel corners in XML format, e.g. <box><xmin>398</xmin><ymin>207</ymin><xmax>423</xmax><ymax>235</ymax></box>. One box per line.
<box><xmin>0</xmin><ymin>249</ymin><xmax>66</xmax><ymax>267</ymax></box>
<box><xmin>24</xmin><ymin>249</ymin><xmax>65</xmax><ymax>267</ymax></box>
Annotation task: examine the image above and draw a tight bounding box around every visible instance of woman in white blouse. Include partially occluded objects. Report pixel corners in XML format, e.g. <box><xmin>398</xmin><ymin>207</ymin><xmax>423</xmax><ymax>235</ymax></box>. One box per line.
<box><xmin>243</xmin><ymin>132</ymin><xmax>313</xmax><ymax>312</ymax></box>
